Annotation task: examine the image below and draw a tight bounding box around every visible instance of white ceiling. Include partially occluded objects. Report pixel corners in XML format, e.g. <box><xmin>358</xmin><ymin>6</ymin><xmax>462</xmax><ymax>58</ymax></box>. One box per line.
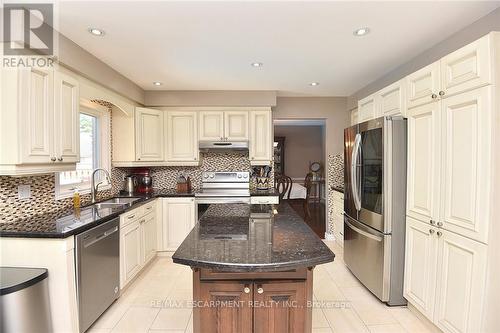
<box><xmin>58</xmin><ymin>1</ymin><xmax>500</xmax><ymax>96</ymax></box>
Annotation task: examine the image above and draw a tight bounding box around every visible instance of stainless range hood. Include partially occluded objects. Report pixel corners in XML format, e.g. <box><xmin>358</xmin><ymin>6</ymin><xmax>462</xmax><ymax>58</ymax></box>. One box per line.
<box><xmin>199</xmin><ymin>141</ymin><xmax>249</xmax><ymax>152</ymax></box>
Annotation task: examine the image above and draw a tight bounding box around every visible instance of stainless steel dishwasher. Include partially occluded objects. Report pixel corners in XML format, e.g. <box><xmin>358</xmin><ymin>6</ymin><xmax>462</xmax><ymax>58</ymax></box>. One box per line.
<box><xmin>75</xmin><ymin>217</ymin><xmax>120</xmax><ymax>333</ymax></box>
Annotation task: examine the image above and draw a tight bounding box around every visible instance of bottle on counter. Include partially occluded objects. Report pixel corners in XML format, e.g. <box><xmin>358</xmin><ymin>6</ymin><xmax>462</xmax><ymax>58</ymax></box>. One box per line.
<box><xmin>73</xmin><ymin>188</ymin><xmax>81</xmax><ymax>210</ymax></box>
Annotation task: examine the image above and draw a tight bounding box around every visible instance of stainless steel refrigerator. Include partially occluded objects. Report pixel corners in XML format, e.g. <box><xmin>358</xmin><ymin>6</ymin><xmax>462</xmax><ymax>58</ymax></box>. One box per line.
<box><xmin>344</xmin><ymin>116</ymin><xmax>407</xmax><ymax>306</ymax></box>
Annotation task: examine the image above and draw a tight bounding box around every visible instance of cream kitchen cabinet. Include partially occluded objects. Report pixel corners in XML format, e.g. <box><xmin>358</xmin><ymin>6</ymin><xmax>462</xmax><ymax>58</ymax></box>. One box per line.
<box><xmin>406</xmin><ymin>62</ymin><xmax>441</xmax><ymax>109</ymax></box>
<box><xmin>249</xmin><ymin>109</ymin><xmax>272</xmax><ymax>165</ymax></box>
<box><xmin>378</xmin><ymin>79</ymin><xmax>406</xmax><ymax>117</ymax></box>
<box><xmin>224</xmin><ymin>111</ymin><xmax>249</xmax><ymax>140</ymax></box>
<box><xmin>161</xmin><ymin>197</ymin><xmax>196</xmax><ymax>251</ymax></box>
<box><xmin>199</xmin><ymin>111</ymin><xmax>224</xmax><ymax>141</ymax></box>
<box><xmin>406</xmin><ymin>101</ymin><xmax>441</xmax><ymax>224</ymax></box>
<box><xmin>199</xmin><ymin>110</ymin><xmax>249</xmax><ymax>141</ymax></box>
<box><xmin>404</xmin><ymin>217</ymin><xmax>438</xmax><ymax>319</ymax></box>
<box><xmin>350</xmin><ymin>108</ymin><xmax>358</xmax><ymax>125</ymax></box>
<box><xmin>135</xmin><ymin>107</ymin><xmax>164</xmax><ymax>161</ymax></box>
<box><xmin>358</xmin><ymin>93</ymin><xmax>379</xmax><ymax>122</ymax></box>
<box><xmin>165</xmin><ymin>111</ymin><xmax>199</xmax><ymax>164</ymax></box>
<box><xmin>0</xmin><ymin>67</ymin><xmax>80</xmax><ymax>175</ymax></box>
<box><xmin>404</xmin><ymin>217</ymin><xmax>487</xmax><ymax>333</ymax></box>
<box><xmin>331</xmin><ymin>190</ymin><xmax>344</xmax><ymax>247</ymax></box>
<box><xmin>119</xmin><ymin>201</ymin><xmax>158</xmax><ymax>289</ymax></box>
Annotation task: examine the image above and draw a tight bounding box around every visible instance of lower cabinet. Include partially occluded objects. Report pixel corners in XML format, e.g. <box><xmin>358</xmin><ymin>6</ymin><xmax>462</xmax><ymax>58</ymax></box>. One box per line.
<box><xmin>404</xmin><ymin>217</ymin><xmax>487</xmax><ymax>333</ymax></box>
<box><xmin>331</xmin><ymin>190</ymin><xmax>344</xmax><ymax>246</ymax></box>
<box><xmin>160</xmin><ymin>197</ymin><xmax>196</xmax><ymax>251</ymax></box>
<box><xmin>119</xmin><ymin>201</ymin><xmax>158</xmax><ymax>289</ymax></box>
<box><xmin>194</xmin><ymin>269</ymin><xmax>312</xmax><ymax>333</ymax></box>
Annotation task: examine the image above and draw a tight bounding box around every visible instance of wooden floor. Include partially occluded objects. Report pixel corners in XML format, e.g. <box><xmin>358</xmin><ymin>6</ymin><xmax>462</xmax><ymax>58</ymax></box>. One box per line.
<box><xmin>287</xmin><ymin>199</ymin><xmax>326</xmax><ymax>238</ymax></box>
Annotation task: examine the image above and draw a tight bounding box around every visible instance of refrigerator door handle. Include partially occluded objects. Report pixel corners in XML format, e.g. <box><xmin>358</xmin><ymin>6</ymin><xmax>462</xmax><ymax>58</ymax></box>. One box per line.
<box><xmin>351</xmin><ymin>133</ymin><xmax>362</xmax><ymax>211</ymax></box>
<box><xmin>345</xmin><ymin>218</ymin><xmax>383</xmax><ymax>242</ymax></box>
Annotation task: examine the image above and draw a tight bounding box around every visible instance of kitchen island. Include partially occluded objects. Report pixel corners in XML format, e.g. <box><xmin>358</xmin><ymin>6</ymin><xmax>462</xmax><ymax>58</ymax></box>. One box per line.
<box><xmin>172</xmin><ymin>203</ymin><xmax>335</xmax><ymax>333</ymax></box>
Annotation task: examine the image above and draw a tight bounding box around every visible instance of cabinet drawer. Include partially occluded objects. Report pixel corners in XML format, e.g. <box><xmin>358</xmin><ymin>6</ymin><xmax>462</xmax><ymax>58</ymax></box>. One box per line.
<box><xmin>250</xmin><ymin>196</ymin><xmax>279</xmax><ymax>205</ymax></box>
<box><xmin>120</xmin><ymin>207</ymin><xmax>144</xmax><ymax>227</ymax></box>
<box><xmin>141</xmin><ymin>201</ymin><xmax>156</xmax><ymax>214</ymax></box>
<box><xmin>200</xmin><ymin>268</ymin><xmax>308</xmax><ymax>281</ymax></box>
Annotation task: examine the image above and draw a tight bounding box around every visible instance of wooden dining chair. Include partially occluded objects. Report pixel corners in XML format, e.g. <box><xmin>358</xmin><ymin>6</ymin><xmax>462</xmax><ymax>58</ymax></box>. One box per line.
<box><xmin>303</xmin><ymin>173</ymin><xmax>313</xmax><ymax>219</ymax></box>
<box><xmin>274</xmin><ymin>174</ymin><xmax>292</xmax><ymax>201</ymax></box>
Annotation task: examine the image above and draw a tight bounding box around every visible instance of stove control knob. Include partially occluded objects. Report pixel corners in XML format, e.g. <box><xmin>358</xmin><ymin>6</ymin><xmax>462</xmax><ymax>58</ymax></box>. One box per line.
<box><xmin>243</xmin><ymin>174</ymin><xmax>248</xmax><ymax>178</ymax></box>
<box><xmin>238</xmin><ymin>174</ymin><xmax>242</xmax><ymax>178</ymax></box>
<box><xmin>209</xmin><ymin>174</ymin><xmax>214</xmax><ymax>178</ymax></box>
<box><xmin>204</xmin><ymin>174</ymin><xmax>209</xmax><ymax>179</ymax></box>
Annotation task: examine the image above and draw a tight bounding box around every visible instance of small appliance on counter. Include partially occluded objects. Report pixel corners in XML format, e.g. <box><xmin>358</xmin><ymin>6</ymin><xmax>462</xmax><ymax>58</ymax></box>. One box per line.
<box><xmin>176</xmin><ymin>175</ymin><xmax>192</xmax><ymax>193</ymax></box>
<box><xmin>134</xmin><ymin>168</ymin><xmax>153</xmax><ymax>194</ymax></box>
<box><xmin>122</xmin><ymin>175</ymin><xmax>138</xmax><ymax>194</ymax></box>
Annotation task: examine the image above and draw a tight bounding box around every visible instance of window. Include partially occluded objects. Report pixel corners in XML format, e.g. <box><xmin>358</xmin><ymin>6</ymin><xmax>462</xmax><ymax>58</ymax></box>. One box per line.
<box><xmin>56</xmin><ymin>105</ymin><xmax>111</xmax><ymax>199</ymax></box>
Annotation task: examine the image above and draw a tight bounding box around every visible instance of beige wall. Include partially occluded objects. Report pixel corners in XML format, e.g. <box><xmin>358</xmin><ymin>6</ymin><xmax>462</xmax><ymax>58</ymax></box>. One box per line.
<box><xmin>274</xmin><ymin>125</ymin><xmax>324</xmax><ymax>179</ymax></box>
<box><xmin>272</xmin><ymin>97</ymin><xmax>349</xmax><ymax>156</ymax></box>
<box><xmin>348</xmin><ymin>7</ymin><xmax>500</xmax><ymax>109</ymax></box>
<box><xmin>144</xmin><ymin>90</ymin><xmax>277</xmax><ymax>107</ymax></box>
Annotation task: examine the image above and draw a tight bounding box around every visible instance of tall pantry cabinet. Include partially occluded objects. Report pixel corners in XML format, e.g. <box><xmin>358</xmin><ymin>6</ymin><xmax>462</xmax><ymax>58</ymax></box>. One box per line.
<box><xmin>402</xmin><ymin>32</ymin><xmax>499</xmax><ymax>333</ymax></box>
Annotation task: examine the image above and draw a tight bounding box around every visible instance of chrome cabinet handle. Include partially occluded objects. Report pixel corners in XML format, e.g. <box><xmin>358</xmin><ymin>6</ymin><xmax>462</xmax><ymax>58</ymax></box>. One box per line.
<box><xmin>58</xmin><ymin>157</ymin><xmax>63</xmax><ymax>162</ymax></box>
<box><xmin>257</xmin><ymin>287</ymin><xmax>264</xmax><ymax>294</ymax></box>
<box><xmin>437</xmin><ymin>221</ymin><xmax>443</xmax><ymax>227</ymax></box>
<box><xmin>431</xmin><ymin>93</ymin><xmax>438</xmax><ymax>99</ymax></box>
<box><xmin>439</xmin><ymin>91</ymin><xmax>445</xmax><ymax>97</ymax></box>
<box><xmin>429</xmin><ymin>229</ymin><xmax>435</xmax><ymax>235</ymax></box>
<box><xmin>437</xmin><ymin>231</ymin><xmax>443</xmax><ymax>237</ymax></box>
<box><xmin>128</xmin><ymin>214</ymin><xmax>136</xmax><ymax>219</ymax></box>
<box><xmin>244</xmin><ymin>286</ymin><xmax>251</xmax><ymax>294</ymax></box>
<box><xmin>430</xmin><ymin>220</ymin><xmax>435</xmax><ymax>225</ymax></box>
<box><xmin>50</xmin><ymin>157</ymin><xmax>56</xmax><ymax>162</ymax></box>
<box><xmin>140</xmin><ymin>219</ymin><xmax>145</xmax><ymax>224</ymax></box>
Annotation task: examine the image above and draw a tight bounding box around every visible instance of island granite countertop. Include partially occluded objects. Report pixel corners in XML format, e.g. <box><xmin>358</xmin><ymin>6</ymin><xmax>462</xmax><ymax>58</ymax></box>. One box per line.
<box><xmin>172</xmin><ymin>202</ymin><xmax>335</xmax><ymax>272</ymax></box>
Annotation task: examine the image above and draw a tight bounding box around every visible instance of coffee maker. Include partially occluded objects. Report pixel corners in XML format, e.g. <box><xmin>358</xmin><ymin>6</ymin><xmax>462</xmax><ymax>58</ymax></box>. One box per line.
<box><xmin>134</xmin><ymin>168</ymin><xmax>153</xmax><ymax>193</ymax></box>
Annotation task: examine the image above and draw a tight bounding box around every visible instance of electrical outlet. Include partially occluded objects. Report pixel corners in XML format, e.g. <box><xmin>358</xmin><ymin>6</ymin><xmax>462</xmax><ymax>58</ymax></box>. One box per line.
<box><xmin>18</xmin><ymin>185</ymin><xmax>31</xmax><ymax>200</ymax></box>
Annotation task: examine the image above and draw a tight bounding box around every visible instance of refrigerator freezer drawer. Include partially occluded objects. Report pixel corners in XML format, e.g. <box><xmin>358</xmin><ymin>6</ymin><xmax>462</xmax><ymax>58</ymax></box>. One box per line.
<box><xmin>343</xmin><ymin>216</ymin><xmax>390</xmax><ymax>302</ymax></box>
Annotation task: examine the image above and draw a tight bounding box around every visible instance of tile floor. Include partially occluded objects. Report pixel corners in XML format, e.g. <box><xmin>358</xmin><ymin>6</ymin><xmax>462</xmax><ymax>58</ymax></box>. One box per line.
<box><xmin>89</xmin><ymin>241</ymin><xmax>433</xmax><ymax>333</ymax></box>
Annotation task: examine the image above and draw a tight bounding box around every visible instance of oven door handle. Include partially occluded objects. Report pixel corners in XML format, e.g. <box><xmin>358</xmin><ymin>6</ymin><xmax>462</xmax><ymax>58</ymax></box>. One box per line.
<box><xmin>195</xmin><ymin>197</ymin><xmax>251</xmax><ymax>204</ymax></box>
<box><xmin>351</xmin><ymin>133</ymin><xmax>362</xmax><ymax>211</ymax></box>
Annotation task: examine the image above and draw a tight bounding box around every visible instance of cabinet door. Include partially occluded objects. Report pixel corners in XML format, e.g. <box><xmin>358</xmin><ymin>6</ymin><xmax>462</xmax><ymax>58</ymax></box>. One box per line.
<box><xmin>249</xmin><ymin>110</ymin><xmax>272</xmax><ymax>164</ymax></box>
<box><xmin>196</xmin><ymin>281</ymin><xmax>252</xmax><ymax>333</ymax></box>
<box><xmin>253</xmin><ymin>281</ymin><xmax>307</xmax><ymax>333</ymax></box>
<box><xmin>404</xmin><ymin>218</ymin><xmax>438</xmax><ymax>321</ymax></box>
<box><xmin>406</xmin><ymin>102</ymin><xmax>440</xmax><ymax>224</ymax></box>
<box><xmin>434</xmin><ymin>230</ymin><xmax>487</xmax><ymax>333</ymax></box>
<box><xmin>406</xmin><ymin>62</ymin><xmax>440</xmax><ymax>109</ymax></box>
<box><xmin>19</xmin><ymin>67</ymin><xmax>54</xmax><ymax>164</ymax></box>
<box><xmin>199</xmin><ymin>111</ymin><xmax>224</xmax><ymax>141</ymax></box>
<box><xmin>379</xmin><ymin>80</ymin><xmax>406</xmax><ymax>117</ymax></box>
<box><xmin>350</xmin><ymin>108</ymin><xmax>358</xmax><ymax>125</ymax></box>
<box><xmin>440</xmin><ymin>35</ymin><xmax>492</xmax><ymax>97</ymax></box>
<box><xmin>120</xmin><ymin>220</ymin><xmax>142</xmax><ymax>288</ymax></box>
<box><xmin>162</xmin><ymin>198</ymin><xmax>195</xmax><ymax>251</ymax></box>
<box><xmin>358</xmin><ymin>94</ymin><xmax>378</xmax><ymax>122</ymax></box>
<box><xmin>224</xmin><ymin>111</ymin><xmax>248</xmax><ymax>140</ymax></box>
<box><xmin>135</xmin><ymin>107</ymin><xmax>164</xmax><ymax>161</ymax></box>
<box><xmin>141</xmin><ymin>212</ymin><xmax>157</xmax><ymax>264</ymax></box>
<box><xmin>54</xmin><ymin>71</ymin><xmax>79</xmax><ymax>163</ymax></box>
<box><xmin>440</xmin><ymin>87</ymin><xmax>491</xmax><ymax>243</ymax></box>
<box><xmin>165</xmin><ymin>111</ymin><xmax>198</xmax><ymax>162</ymax></box>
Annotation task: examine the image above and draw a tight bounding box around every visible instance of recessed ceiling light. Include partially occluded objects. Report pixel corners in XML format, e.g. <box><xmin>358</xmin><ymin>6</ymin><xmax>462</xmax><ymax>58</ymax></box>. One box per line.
<box><xmin>153</xmin><ymin>81</ymin><xmax>162</xmax><ymax>86</ymax></box>
<box><xmin>309</xmin><ymin>82</ymin><xmax>320</xmax><ymax>86</ymax></box>
<box><xmin>88</xmin><ymin>28</ymin><xmax>105</xmax><ymax>36</ymax></box>
<box><xmin>251</xmin><ymin>62</ymin><xmax>263</xmax><ymax>68</ymax></box>
<box><xmin>353</xmin><ymin>27</ymin><xmax>370</xmax><ymax>37</ymax></box>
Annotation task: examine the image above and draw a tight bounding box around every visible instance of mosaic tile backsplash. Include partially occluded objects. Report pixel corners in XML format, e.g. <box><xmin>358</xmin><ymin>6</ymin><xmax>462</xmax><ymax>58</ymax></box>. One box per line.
<box><xmin>327</xmin><ymin>153</ymin><xmax>344</xmax><ymax>237</ymax></box>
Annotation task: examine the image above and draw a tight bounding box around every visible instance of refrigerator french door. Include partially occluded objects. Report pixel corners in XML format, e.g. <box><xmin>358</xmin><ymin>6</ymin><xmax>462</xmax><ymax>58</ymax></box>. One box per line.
<box><xmin>344</xmin><ymin>116</ymin><xmax>407</xmax><ymax>306</ymax></box>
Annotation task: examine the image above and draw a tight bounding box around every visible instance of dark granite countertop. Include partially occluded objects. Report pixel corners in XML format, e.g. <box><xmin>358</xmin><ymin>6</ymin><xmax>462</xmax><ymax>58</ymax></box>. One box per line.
<box><xmin>172</xmin><ymin>203</ymin><xmax>335</xmax><ymax>272</ymax></box>
<box><xmin>0</xmin><ymin>189</ymin><xmax>195</xmax><ymax>239</ymax></box>
<box><xmin>250</xmin><ymin>189</ymin><xmax>278</xmax><ymax>196</ymax></box>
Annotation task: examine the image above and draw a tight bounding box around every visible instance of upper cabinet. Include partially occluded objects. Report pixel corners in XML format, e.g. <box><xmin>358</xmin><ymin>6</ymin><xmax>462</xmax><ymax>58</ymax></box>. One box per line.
<box><xmin>0</xmin><ymin>67</ymin><xmax>80</xmax><ymax>175</ymax></box>
<box><xmin>350</xmin><ymin>108</ymin><xmax>358</xmax><ymax>126</ymax></box>
<box><xmin>199</xmin><ymin>111</ymin><xmax>224</xmax><ymax>141</ymax></box>
<box><xmin>165</xmin><ymin>111</ymin><xmax>199</xmax><ymax>163</ymax></box>
<box><xmin>199</xmin><ymin>110</ymin><xmax>249</xmax><ymax>141</ymax></box>
<box><xmin>379</xmin><ymin>80</ymin><xmax>406</xmax><ymax>117</ymax></box>
<box><xmin>249</xmin><ymin>110</ymin><xmax>272</xmax><ymax>165</ymax></box>
<box><xmin>224</xmin><ymin>111</ymin><xmax>249</xmax><ymax>140</ymax></box>
<box><xmin>406</xmin><ymin>62</ymin><xmax>441</xmax><ymax>109</ymax></box>
<box><xmin>135</xmin><ymin>107</ymin><xmax>164</xmax><ymax>161</ymax></box>
<box><xmin>358</xmin><ymin>94</ymin><xmax>378</xmax><ymax>122</ymax></box>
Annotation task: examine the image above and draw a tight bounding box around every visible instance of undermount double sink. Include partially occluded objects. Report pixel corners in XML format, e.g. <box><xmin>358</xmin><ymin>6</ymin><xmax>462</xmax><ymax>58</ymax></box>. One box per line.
<box><xmin>91</xmin><ymin>197</ymin><xmax>142</xmax><ymax>210</ymax></box>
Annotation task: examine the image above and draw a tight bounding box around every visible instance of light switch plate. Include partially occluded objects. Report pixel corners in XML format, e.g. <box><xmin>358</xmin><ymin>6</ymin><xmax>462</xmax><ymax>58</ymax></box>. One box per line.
<box><xmin>18</xmin><ymin>185</ymin><xmax>31</xmax><ymax>200</ymax></box>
